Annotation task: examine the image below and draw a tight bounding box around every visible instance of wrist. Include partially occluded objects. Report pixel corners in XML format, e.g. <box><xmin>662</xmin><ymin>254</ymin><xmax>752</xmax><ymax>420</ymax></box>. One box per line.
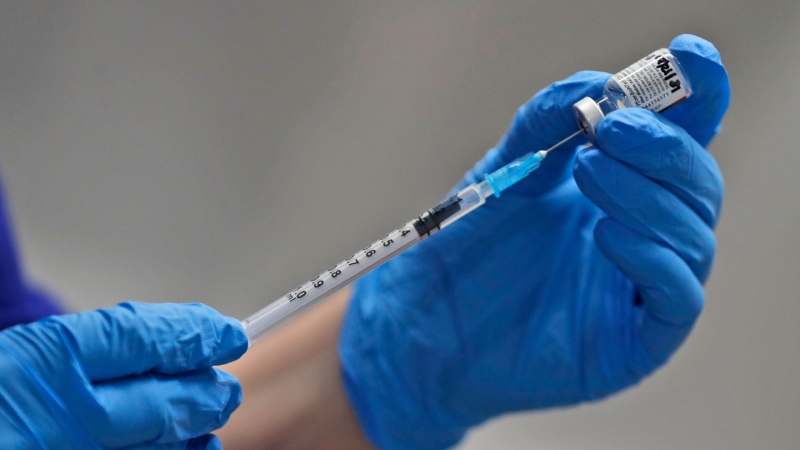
<box><xmin>218</xmin><ymin>287</ymin><xmax>374</xmax><ymax>450</ymax></box>
<box><xmin>0</xmin><ymin>285</ymin><xmax>63</xmax><ymax>330</ymax></box>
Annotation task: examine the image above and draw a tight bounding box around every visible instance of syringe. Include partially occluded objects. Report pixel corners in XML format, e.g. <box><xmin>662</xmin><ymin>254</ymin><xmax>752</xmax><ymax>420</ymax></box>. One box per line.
<box><xmin>242</xmin><ymin>43</ymin><xmax>695</xmax><ymax>344</ymax></box>
<box><xmin>241</xmin><ymin>140</ymin><xmax>574</xmax><ymax>344</ymax></box>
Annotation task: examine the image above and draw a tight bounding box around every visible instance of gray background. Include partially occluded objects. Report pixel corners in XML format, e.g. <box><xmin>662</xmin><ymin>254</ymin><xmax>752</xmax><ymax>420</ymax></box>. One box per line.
<box><xmin>2</xmin><ymin>1</ymin><xmax>798</xmax><ymax>449</ymax></box>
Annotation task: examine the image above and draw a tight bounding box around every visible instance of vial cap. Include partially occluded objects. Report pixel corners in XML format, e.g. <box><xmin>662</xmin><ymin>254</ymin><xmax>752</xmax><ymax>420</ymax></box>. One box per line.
<box><xmin>573</xmin><ymin>97</ymin><xmax>604</xmax><ymax>143</ymax></box>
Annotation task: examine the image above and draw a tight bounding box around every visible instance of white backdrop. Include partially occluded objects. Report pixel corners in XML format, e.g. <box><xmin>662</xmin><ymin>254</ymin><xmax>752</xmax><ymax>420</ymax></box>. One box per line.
<box><xmin>2</xmin><ymin>2</ymin><xmax>798</xmax><ymax>448</ymax></box>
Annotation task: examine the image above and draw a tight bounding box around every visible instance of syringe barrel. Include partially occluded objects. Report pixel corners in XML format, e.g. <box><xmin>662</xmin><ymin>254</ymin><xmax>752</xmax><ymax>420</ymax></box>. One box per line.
<box><xmin>435</xmin><ymin>182</ymin><xmax>491</xmax><ymax>230</ymax></box>
<box><xmin>483</xmin><ymin>152</ymin><xmax>544</xmax><ymax>197</ymax></box>
<box><xmin>242</xmin><ymin>222</ymin><xmax>422</xmax><ymax>344</ymax></box>
<box><xmin>241</xmin><ymin>181</ymin><xmax>493</xmax><ymax>344</ymax></box>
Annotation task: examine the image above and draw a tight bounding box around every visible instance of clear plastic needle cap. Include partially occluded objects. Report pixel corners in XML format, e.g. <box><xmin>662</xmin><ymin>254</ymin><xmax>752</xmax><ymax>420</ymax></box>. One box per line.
<box><xmin>482</xmin><ymin>129</ymin><xmax>583</xmax><ymax>198</ymax></box>
<box><xmin>484</xmin><ymin>151</ymin><xmax>547</xmax><ymax>197</ymax></box>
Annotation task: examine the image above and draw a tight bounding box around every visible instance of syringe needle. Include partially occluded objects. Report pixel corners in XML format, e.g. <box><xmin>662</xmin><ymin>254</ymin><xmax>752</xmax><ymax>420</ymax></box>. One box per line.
<box><xmin>542</xmin><ymin>129</ymin><xmax>584</xmax><ymax>155</ymax></box>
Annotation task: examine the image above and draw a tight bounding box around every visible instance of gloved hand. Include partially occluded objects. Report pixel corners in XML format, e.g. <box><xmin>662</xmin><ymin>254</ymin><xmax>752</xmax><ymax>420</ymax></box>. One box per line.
<box><xmin>339</xmin><ymin>34</ymin><xmax>730</xmax><ymax>449</ymax></box>
<box><xmin>0</xmin><ymin>171</ymin><xmax>62</xmax><ymax>330</ymax></box>
<box><xmin>0</xmin><ymin>302</ymin><xmax>248</xmax><ymax>449</ymax></box>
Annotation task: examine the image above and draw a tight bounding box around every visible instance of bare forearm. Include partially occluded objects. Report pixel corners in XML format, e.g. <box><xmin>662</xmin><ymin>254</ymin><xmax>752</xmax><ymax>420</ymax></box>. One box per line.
<box><xmin>217</xmin><ymin>288</ymin><xmax>372</xmax><ymax>450</ymax></box>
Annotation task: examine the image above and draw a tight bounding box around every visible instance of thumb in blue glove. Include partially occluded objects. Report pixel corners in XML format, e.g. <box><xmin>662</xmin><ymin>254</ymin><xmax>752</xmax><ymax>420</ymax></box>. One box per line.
<box><xmin>339</xmin><ymin>34</ymin><xmax>730</xmax><ymax>449</ymax></box>
<box><xmin>0</xmin><ymin>302</ymin><xmax>248</xmax><ymax>449</ymax></box>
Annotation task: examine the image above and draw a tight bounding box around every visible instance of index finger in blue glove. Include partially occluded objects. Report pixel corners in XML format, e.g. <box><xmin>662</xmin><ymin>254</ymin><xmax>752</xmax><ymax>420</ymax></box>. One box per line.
<box><xmin>596</xmin><ymin>108</ymin><xmax>724</xmax><ymax>228</ymax></box>
<box><xmin>662</xmin><ymin>34</ymin><xmax>731</xmax><ymax>147</ymax></box>
<box><xmin>38</xmin><ymin>302</ymin><xmax>248</xmax><ymax>381</ymax></box>
<box><xmin>463</xmin><ymin>71</ymin><xmax>609</xmax><ymax>195</ymax></box>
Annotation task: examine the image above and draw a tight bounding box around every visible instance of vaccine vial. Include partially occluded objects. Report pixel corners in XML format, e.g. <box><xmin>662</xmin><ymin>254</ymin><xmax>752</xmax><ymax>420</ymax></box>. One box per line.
<box><xmin>573</xmin><ymin>48</ymin><xmax>692</xmax><ymax>142</ymax></box>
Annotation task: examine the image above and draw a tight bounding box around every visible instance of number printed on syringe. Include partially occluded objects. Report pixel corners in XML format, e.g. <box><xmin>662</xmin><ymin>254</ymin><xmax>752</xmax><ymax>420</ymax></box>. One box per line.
<box><xmin>284</xmin><ymin>224</ymin><xmax>419</xmax><ymax>304</ymax></box>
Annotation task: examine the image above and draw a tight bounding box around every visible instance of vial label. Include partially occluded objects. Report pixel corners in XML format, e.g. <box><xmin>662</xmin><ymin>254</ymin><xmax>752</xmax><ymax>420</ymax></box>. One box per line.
<box><xmin>611</xmin><ymin>49</ymin><xmax>688</xmax><ymax>112</ymax></box>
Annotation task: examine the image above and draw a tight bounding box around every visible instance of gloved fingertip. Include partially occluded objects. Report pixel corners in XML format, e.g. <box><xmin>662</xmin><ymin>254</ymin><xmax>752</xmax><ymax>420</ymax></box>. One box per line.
<box><xmin>532</xmin><ymin>70</ymin><xmax>609</xmax><ymax>106</ymax></box>
<box><xmin>214</xmin><ymin>369</ymin><xmax>243</xmax><ymax>427</ymax></box>
<box><xmin>526</xmin><ymin>70</ymin><xmax>610</xmax><ymax>124</ymax></box>
<box><xmin>669</xmin><ymin>34</ymin><xmax>723</xmax><ymax>66</ymax></box>
<box><xmin>182</xmin><ymin>303</ymin><xmax>248</xmax><ymax>366</ymax></box>
<box><xmin>596</xmin><ymin>108</ymin><xmax>666</xmax><ymax>155</ymax></box>
<box><xmin>668</xmin><ymin>33</ymin><xmax>729</xmax><ymax>102</ymax></box>
<box><xmin>186</xmin><ymin>434</ymin><xmax>222</xmax><ymax>450</ymax></box>
<box><xmin>211</xmin><ymin>314</ymin><xmax>249</xmax><ymax>365</ymax></box>
<box><xmin>664</xmin><ymin>34</ymin><xmax>730</xmax><ymax>146</ymax></box>
<box><xmin>559</xmin><ymin>70</ymin><xmax>612</xmax><ymax>86</ymax></box>
<box><xmin>572</xmin><ymin>146</ymin><xmax>615</xmax><ymax>208</ymax></box>
<box><xmin>572</xmin><ymin>146</ymin><xmax>600</xmax><ymax>185</ymax></box>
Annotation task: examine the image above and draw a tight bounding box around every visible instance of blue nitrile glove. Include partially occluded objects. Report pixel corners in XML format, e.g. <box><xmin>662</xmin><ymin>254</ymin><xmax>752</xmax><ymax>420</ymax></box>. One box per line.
<box><xmin>0</xmin><ymin>169</ymin><xmax>62</xmax><ymax>330</ymax></box>
<box><xmin>0</xmin><ymin>302</ymin><xmax>248</xmax><ymax>449</ymax></box>
<box><xmin>339</xmin><ymin>34</ymin><xmax>730</xmax><ymax>449</ymax></box>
